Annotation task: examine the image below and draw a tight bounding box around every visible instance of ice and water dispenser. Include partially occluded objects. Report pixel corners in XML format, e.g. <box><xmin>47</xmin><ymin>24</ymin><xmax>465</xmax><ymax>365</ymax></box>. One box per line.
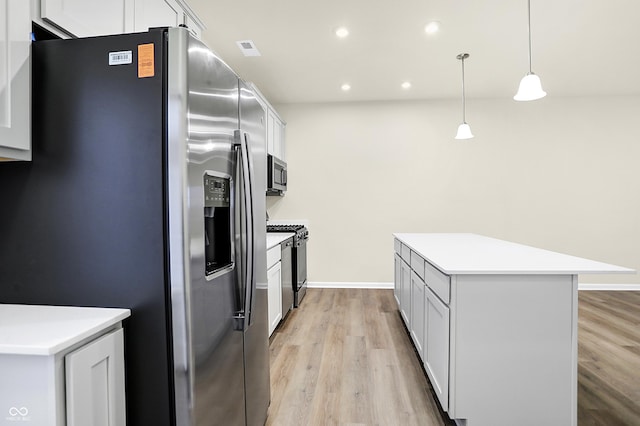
<box><xmin>204</xmin><ymin>173</ymin><xmax>232</xmax><ymax>277</ymax></box>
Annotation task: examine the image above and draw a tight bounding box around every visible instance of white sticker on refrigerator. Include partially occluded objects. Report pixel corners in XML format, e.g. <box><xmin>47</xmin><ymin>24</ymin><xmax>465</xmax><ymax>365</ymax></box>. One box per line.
<box><xmin>109</xmin><ymin>51</ymin><xmax>133</xmax><ymax>65</ymax></box>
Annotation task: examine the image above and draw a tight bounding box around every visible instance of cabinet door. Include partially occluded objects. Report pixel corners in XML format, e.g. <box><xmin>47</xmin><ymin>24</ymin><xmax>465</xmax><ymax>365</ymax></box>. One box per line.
<box><xmin>184</xmin><ymin>14</ymin><xmax>202</xmax><ymax>39</ymax></box>
<box><xmin>267</xmin><ymin>110</ymin><xmax>276</xmax><ymax>156</ymax></box>
<box><xmin>0</xmin><ymin>0</ymin><xmax>31</xmax><ymax>161</ymax></box>
<box><xmin>273</xmin><ymin>118</ymin><xmax>283</xmax><ymax>159</ymax></box>
<box><xmin>424</xmin><ymin>287</ymin><xmax>450</xmax><ymax>411</ymax></box>
<box><xmin>279</xmin><ymin>122</ymin><xmax>286</xmax><ymax>160</ymax></box>
<box><xmin>410</xmin><ymin>271</ymin><xmax>425</xmax><ymax>359</ymax></box>
<box><xmin>400</xmin><ymin>259</ymin><xmax>411</xmax><ymax>327</ymax></box>
<box><xmin>41</xmin><ymin>0</ymin><xmax>134</xmax><ymax>37</ymax></box>
<box><xmin>134</xmin><ymin>0</ymin><xmax>182</xmax><ymax>32</ymax></box>
<box><xmin>394</xmin><ymin>253</ymin><xmax>401</xmax><ymax>306</ymax></box>
<box><xmin>65</xmin><ymin>328</ymin><xmax>126</xmax><ymax>426</ymax></box>
<box><xmin>267</xmin><ymin>262</ymin><xmax>282</xmax><ymax>336</ymax></box>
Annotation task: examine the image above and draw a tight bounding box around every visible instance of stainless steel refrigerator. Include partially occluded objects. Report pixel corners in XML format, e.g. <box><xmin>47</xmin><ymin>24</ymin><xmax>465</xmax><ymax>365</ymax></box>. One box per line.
<box><xmin>0</xmin><ymin>27</ymin><xmax>270</xmax><ymax>426</ymax></box>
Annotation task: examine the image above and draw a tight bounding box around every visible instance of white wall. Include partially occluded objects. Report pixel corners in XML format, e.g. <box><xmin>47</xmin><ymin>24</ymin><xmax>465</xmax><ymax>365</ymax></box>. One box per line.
<box><xmin>267</xmin><ymin>96</ymin><xmax>640</xmax><ymax>285</ymax></box>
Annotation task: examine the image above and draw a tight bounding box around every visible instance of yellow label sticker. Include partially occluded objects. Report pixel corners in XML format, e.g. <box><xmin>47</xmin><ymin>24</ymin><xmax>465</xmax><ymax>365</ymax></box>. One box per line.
<box><xmin>138</xmin><ymin>43</ymin><xmax>154</xmax><ymax>78</ymax></box>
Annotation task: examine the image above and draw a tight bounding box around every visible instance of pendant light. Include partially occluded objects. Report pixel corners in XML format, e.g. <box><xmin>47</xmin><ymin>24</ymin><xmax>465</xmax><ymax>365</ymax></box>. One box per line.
<box><xmin>455</xmin><ymin>53</ymin><xmax>473</xmax><ymax>140</ymax></box>
<box><xmin>514</xmin><ymin>0</ymin><xmax>546</xmax><ymax>101</ymax></box>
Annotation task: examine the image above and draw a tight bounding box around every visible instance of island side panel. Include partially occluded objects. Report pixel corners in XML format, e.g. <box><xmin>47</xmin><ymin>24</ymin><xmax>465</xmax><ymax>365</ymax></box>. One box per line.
<box><xmin>570</xmin><ymin>275</ymin><xmax>578</xmax><ymax>426</ymax></box>
<box><xmin>451</xmin><ymin>274</ymin><xmax>576</xmax><ymax>426</ymax></box>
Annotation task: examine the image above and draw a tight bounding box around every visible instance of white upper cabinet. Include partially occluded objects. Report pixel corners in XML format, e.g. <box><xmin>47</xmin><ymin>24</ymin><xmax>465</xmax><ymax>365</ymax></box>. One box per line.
<box><xmin>38</xmin><ymin>0</ymin><xmax>203</xmax><ymax>39</ymax></box>
<box><xmin>134</xmin><ymin>0</ymin><xmax>181</xmax><ymax>32</ymax></box>
<box><xmin>251</xmin><ymin>83</ymin><xmax>286</xmax><ymax>161</ymax></box>
<box><xmin>0</xmin><ymin>0</ymin><xmax>31</xmax><ymax>161</ymax></box>
<box><xmin>134</xmin><ymin>0</ymin><xmax>203</xmax><ymax>38</ymax></box>
<box><xmin>267</xmin><ymin>109</ymin><xmax>285</xmax><ymax>160</ymax></box>
<box><xmin>40</xmin><ymin>0</ymin><xmax>135</xmax><ymax>37</ymax></box>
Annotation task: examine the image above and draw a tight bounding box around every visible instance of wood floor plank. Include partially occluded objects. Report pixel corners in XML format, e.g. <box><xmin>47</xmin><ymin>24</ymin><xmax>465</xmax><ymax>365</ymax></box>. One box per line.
<box><xmin>267</xmin><ymin>289</ymin><xmax>640</xmax><ymax>425</ymax></box>
<box><xmin>577</xmin><ymin>291</ymin><xmax>640</xmax><ymax>425</ymax></box>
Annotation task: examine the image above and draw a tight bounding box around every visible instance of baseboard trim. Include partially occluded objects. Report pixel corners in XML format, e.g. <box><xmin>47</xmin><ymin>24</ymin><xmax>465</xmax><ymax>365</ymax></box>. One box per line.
<box><xmin>307</xmin><ymin>281</ymin><xmax>394</xmax><ymax>289</ymax></box>
<box><xmin>578</xmin><ymin>283</ymin><xmax>640</xmax><ymax>291</ymax></box>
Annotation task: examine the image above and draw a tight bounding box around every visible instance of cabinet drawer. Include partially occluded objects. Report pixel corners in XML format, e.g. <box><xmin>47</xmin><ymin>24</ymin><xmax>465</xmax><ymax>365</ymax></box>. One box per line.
<box><xmin>267</xmin><ymin>246</ymin><xmax>281</xmax><ymax>269</ymax></box>
<box><xmin>424</xmin><ymin>261</ymin><xmax>450</xmax><ymax>305</ymax></box>
<box><xmin>401</xmin><ymin>243</ymin><xmax>411</xmax><ymax>263</ymax></box>
<box><xmin>394</xmin><ymin>238</ymin><xmax>402</xmax><ymax>254</ymax></box>
<box><xmin>411</xmin><ymin>251</ymin><xmax>425</xmax><ymax>280</ymax></box>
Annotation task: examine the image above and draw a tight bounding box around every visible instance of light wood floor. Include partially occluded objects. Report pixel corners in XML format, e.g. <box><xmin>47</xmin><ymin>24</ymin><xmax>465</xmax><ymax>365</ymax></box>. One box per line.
<box><xmin>266</xmin><ymin>288</ymin><xmax>640</xmax><ymax>425</ymax></box>
<box><xmin>578</xmin><ymin>291</ymin><xmax>640</xmax><ymax>425</ymax></box>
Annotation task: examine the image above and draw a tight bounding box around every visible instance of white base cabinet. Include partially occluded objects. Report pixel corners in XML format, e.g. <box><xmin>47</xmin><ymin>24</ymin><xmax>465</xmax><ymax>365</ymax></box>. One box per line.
<box><xmin>409</xmin><ymin>271</ymin><xmax>425</xmax><ymax>357</ymax></box>
<box><xmin>393</xmin><ymin>253</ymin><xmax>401</xmax><ymax>306</ymax></box>
<box><xmin>424</xmin><ymin>285</ymin><xmax>449</xmax><ymax>411</ymax></box>
<box><xmin>267</xmin><ymin>245</ymin><xmax>283</xmax><ymax>336</ymax></box>
<box><xmin>65</xmin><ymin>329</ymin><xmax>126</xmax><ymax>426</ymax></box>
<box><xmin>399</xmin><ymin>258</ymin><xmax>411</xmax><ymax>326</ymax></box>
<box><xmin>0</xmin><ymin>305</ymin><xmax>130</xmax><ymax>426</ymax></box>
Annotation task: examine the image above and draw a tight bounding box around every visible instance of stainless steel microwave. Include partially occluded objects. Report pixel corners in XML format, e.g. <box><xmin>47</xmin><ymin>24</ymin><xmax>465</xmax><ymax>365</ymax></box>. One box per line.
<box><xmin>267</xmin><ymin>154</ymin><xmax>287</xmax><ymax>195</ymax></box>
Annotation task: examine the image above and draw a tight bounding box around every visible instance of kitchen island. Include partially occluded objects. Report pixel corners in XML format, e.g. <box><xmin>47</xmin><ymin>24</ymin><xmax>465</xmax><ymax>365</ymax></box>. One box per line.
<box><xmin>393</xmin><ymin>233</ymin><xmax>634</xmax><ymax>426</ymax></box>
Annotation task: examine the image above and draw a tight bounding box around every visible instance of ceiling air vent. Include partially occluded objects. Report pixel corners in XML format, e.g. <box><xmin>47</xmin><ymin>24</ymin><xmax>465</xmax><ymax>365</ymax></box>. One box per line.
<box><xmin>236</xmin><ymin>40</ymin><xmax>261</xmax><ymax>57</ymax></box>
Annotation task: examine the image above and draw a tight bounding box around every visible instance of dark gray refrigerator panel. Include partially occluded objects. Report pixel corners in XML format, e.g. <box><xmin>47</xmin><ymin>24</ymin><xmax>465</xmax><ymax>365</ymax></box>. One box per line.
<box><xmin>0</xmin><ymin>29</ymin><xmax>174</xmax><ymax>426</ymax></box>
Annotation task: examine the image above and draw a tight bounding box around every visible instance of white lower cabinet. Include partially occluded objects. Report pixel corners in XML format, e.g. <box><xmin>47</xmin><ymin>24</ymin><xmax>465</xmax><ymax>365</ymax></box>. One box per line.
<box><xmin>0</xmin><ymin>305</ymin><xmax>130</xmax><ymax>426</ymax></box>
<box><xmin>393</xmin><ymin>253</ymin><xmax>401</xmax><ymax>306</ymax></box>
<box><xmin>399</xmin><ymin>258</ymin><xmax>411</xmax><ymax>326</ymax></box>
<box><xmin>267</xmin><ymin>245</ymin><xmax>282</xmax><ymax>336</ymax></box>
<box><xmin>424</xmin><ymin>286</ymin><xmax>450</xmax><ymax>412</ymax></box>
<box><xmin>394</xmin><ymin>238</ymin><xmax>450</xmax><ymax>414</ymax></box>
<box><xmin>65</xmin><ymin>329</ymin><xmax>126</xmax><ymax>426</ymax></box>
<box><xmin>410</xmin><ymin>271</ymin><xmax>425</xmax><ymax>358</ymax></box>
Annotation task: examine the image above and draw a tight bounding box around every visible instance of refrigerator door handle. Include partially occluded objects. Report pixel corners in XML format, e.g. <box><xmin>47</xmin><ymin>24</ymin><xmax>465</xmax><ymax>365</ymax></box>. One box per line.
<box><xmin>242</xmin><ymin>131</ymin><xmax>256</xmax><ymax>327</ymax></box>
<box><xmin>234</xmin><ymin>130</ymin><xmax>255</xmax><ymax>330</ymax></box>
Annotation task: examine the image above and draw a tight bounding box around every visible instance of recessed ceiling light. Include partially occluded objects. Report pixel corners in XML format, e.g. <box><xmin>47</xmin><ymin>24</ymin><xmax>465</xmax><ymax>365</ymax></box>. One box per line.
<box><xmin>401</xmin><ymin>81</ymin><xmax>412</xmax><ymax>89</ymax></box>
<box><xmin>424</xmin><ymin>21</ymin><xmax>441</xmax><ymax>34</ymax></box>
<box><xmin>335</xmin><ymin>27</ymin><xmax>349</xmax><ymax>38</ymax></box>
<box><xmin>341</xmin><ymin>83</ymin><xmax>351</xmax><ymax>91</ymax></box>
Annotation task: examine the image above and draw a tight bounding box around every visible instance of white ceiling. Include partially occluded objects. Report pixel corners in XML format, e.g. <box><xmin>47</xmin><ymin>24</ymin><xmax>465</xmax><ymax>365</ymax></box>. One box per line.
<box><xmin>187</xmin><ymin>0</ymin><xmax>640</xmax><ymax>104</ymax></box>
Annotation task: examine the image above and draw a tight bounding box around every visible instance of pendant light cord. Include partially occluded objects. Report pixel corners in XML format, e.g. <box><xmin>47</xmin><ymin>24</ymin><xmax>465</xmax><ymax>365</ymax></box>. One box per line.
<box><xmin>527</xmin><ymin>0</ymin><xmax>532</xmax><ymax>74</ymax></box>
<box><xmin>461</xmin><ymin>56</ymin><xmax>466</xmax><ymax>123</ymax></box>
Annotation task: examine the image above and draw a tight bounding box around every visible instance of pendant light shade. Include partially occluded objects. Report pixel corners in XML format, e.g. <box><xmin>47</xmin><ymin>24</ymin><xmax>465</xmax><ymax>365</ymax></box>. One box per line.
<box><xmin>514</xmin><ymin>73</ymin><xmax>546</xmax><ymax>101</ymax></box>
<box><xmin>514</xmin><ymin>0</ymin><xmax>546</xmax><ymax>101</ymax></box>
<box><xmin>455</xmin><ymin>53</ymin><xmax>473</xmax><ymax>140</ymax></box>
<box><xmin>455</xmin><ymin>123</ymin><xmax>474</xmax><ymax>140</ymax></box>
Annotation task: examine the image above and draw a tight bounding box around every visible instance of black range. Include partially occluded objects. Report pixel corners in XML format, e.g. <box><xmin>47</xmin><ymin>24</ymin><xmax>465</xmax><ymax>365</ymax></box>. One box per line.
<box><xmin>267</xmin><ymin>224</ymin><xmax>308</xmax><ymax>307</ymax></box>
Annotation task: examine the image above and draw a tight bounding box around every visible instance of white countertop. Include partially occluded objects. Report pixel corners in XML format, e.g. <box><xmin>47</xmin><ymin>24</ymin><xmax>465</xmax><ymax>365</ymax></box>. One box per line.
<box><xmin>267</xmin><ymin>232</ymin><xmax>295</xmax><ymax>250</ymax></box>
<box><xmin>394</xmin><ymin>233</ymin><xmax>636</xmax><ymax>275</ymax></box>
<box><xmin>0</xmin><ymin>304</ymin><xmax>131</xmax><ymax>356</ymax></box>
